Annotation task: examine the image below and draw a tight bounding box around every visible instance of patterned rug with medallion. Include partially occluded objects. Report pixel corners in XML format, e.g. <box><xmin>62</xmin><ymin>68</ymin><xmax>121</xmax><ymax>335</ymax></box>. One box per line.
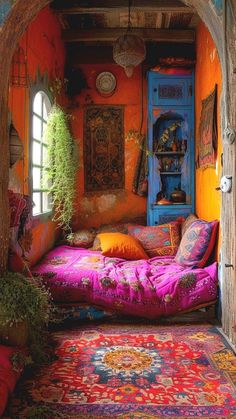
<box><xmin>4</xmin><ymin>322</ymin><xmax>236</xmax><ymax>418</ymax></box>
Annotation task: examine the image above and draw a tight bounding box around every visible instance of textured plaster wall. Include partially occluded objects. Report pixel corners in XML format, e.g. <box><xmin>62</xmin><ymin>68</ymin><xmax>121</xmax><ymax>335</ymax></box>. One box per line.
<box><xmin>8</xmin><ymin>6</ymin><xmax>65</xmax><ymax>265</ymax></box>
<box><xmin>70</xmin><ymin>64</ymin><xmax>147</xmax><ymax>230</ymax></box>
<box><xmin>195</xmin><ymin>21</ymin><xmax>222</xmax><ymax>259</ymax></box>
<box><xmin>195</xmin><ymin>20</ymin><xmax>222</xmax><ymax>222</ymax></box>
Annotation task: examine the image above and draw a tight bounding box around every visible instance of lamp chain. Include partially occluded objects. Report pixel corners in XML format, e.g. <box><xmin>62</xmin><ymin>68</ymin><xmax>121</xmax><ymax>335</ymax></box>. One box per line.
<box><xmin>128</xmin><ymin>0</ymin><xmax>132</xmax><ymax>30</ymax></box>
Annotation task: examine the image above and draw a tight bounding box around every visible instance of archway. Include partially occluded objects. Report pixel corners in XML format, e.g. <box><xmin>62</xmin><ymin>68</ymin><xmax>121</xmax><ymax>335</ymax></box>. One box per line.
<box><xmin>0</xmin><ymin>0</ymin><xmax>235</xmax><ymax>344</ymax></box>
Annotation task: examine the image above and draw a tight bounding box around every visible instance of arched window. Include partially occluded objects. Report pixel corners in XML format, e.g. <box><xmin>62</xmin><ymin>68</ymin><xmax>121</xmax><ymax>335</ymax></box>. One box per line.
<box><xmin>31</xmin><ymin>91</ymin><xmax>51</xmax><ymax>216</ymax></box>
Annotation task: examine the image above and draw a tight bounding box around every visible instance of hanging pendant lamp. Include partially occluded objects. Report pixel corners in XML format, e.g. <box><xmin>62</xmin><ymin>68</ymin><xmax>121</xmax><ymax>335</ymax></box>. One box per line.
<box><xmin>113</xmin><ymin>0</ymin><xmax>146</xmax><ymax>77</ymax></box>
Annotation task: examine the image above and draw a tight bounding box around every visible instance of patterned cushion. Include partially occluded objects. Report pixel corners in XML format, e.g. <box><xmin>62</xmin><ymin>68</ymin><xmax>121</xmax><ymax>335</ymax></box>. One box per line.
<box><xmin>181</xmin><ymin>213</ymin><xmax>198</xmax><ymax>237</ymax></box>
<box><xmin>128</xmin><ymin>222</ymin><xmax>181</xmax><ymax>258</ymax></box>
<box><xmin>67</xmin><ymin>229</ymin><xmax>96</xmax><ymax>248</ymax></box>
<box><xmin>175</xmin><ymin>219</ymin><xmax>219</xmax><ymax>268</ymax></box>
<box><xmin>97</xmin><ymin>223</ymin><xmax>129</xmax><ymax>235</ymax></box>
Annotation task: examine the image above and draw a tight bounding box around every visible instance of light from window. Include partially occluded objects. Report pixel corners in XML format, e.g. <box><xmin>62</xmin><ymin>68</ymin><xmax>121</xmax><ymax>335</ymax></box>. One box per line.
<box><xmin>32</xmin><ymin>91</ymin><xmax>51</xmax><ymax>216</ymax></box>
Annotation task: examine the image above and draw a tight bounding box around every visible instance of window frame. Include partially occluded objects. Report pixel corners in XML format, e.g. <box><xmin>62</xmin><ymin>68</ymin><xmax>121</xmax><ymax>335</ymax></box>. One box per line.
<box><xmin>29</xmin><ymin>85</ymin><xmax>52</xmax><ymax>220</ymax></box>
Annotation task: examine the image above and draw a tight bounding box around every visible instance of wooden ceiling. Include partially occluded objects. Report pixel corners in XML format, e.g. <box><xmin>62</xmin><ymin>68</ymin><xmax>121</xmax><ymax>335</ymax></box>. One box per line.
<box><xmin>51</xmin><ymin>0</ymin><xmax>198</xmax><ymax>64</ymax></box>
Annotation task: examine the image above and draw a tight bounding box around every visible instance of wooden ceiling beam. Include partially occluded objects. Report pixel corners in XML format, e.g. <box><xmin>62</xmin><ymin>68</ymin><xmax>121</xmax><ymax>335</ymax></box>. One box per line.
<box><xmin>52</xmin><ymin>0</ymin><xmax>192</xmax><ymax>14</ymax></box>
<box><xmin>66</xmin><ymin>43</ymin><xmax>195</xmax><ymax>65</ymax></box>
<box><xmin>62</xmin><ymin>28</ymin><xmax>195</xmax><ymax>43</ymax></box>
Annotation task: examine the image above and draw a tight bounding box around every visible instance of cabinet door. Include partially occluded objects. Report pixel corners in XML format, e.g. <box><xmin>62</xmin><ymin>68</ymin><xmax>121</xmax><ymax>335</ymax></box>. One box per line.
<box><xmin>150</xmin><ymin>76</ymin><xmax>193</xmax><ymax>106</ymax></box>
<box><xmin>151</xmin><ymin>207</ymin><xmax>192</xmax><ymax>226</ymax></box>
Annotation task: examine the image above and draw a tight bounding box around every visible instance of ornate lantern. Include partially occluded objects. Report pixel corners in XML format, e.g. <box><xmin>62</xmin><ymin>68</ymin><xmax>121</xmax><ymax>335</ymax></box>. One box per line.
<box><xmin>9</xmin><ymin>124</ymin><xmax>23</xmax><ymax>167</ymax></box>
<box><xmin>113</xmin><ymin>1</ymin><xmax>146</xmax><ymax>77</ymax></box>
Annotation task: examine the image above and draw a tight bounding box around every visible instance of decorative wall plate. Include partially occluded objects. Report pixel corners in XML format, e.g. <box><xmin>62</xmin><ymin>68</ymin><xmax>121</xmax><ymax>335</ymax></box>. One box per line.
<box><xmin>96</xmin><ymin>72</ymin><xmax>116</xmax><ymax>96</ymax></box>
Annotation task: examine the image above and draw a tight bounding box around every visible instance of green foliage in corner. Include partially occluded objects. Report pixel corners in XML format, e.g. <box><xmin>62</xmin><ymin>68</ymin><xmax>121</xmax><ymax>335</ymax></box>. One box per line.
<box><xmin>0</xmin><ymin>272</ymin><xmax>51</xmax><ymax>327</ymax></box>
<box><xmin>43</xmin><ymin>105</ymin><xmax>77</xmax><ymax>232</ymax></box>
<box><xmin>25</xmin><ymin>405</ymin><xmax>64</xmax><ymax>418</ymax></box>
<box><xmin>0</xmin><ymin>272</ymin><xmax>53</xmax><ymax>364</ymax></box>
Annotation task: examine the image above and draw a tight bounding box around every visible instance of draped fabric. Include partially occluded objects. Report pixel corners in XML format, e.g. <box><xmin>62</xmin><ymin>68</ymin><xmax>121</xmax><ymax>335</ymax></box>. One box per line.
<box><xmin>181</xmin><ymin>149</ymin><xmax>191</xmax><ymax>199</ymax></box>
<box><xmin>198</xmin><ymin>85</ymin><xmax>217</xmax><ymax>168</ymax></box>
<box><xmin>148</xmin><ymin>156</ymin><xmax>162</xmax><ymax>203</ymax></box>
<box><xmin>132</xmin><ymin>136</ymin><xmax>148</xmax><ymax>196</ymax></box>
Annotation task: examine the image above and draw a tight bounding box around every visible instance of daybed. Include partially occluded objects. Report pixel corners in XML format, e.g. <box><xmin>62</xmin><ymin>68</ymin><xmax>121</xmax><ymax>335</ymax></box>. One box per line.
<box><xmin>31</xmin><ymin>216</ymin><xmax>219</xmax><ymax>319</ymax></box>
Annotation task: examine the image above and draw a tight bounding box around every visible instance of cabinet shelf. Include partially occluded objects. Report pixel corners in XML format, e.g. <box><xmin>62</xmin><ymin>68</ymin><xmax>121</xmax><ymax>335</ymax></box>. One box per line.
<box><xmin>160</xmin><ymin>171</ymin><xmax>181</xmax><ymax>175</ymax></box>
<box><xmin>152</xmin><ymin>203</ymin><xmax>191</xmax><ymax>208</ymax></box>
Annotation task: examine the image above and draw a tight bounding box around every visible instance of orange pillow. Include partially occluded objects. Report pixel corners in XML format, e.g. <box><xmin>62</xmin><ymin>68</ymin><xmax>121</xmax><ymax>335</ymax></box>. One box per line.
<box><xmin>97</xmin><ymin>232</ymin><xmax>148</xmax><ymax>260</ymax></box>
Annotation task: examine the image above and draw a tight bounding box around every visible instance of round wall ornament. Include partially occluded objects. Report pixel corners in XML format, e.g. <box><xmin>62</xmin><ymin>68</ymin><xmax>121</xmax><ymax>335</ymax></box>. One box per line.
<box><xmin>95</xmin><ymin>72</ymin><xmax>117</xmax><ymax>96</ymax></box>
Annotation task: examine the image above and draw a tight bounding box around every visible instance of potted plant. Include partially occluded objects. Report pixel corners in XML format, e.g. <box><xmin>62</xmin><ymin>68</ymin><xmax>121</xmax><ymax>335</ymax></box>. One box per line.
<box><xmin>0</xmin><ymin>272</ymin><xmax>53</xmax><ymax>363</ymax></box>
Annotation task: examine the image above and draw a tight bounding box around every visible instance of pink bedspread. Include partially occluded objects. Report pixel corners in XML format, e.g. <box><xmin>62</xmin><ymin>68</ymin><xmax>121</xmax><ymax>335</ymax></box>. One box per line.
<box><xmin>32</xmin><ymin>245</ymin><xmax>218</xmax><ymax>319</ymax></box>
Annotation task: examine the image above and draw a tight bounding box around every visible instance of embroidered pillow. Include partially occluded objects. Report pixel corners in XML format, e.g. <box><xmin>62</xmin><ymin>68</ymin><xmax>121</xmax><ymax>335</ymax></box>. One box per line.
<box><xmin>181</xmin><ymin>213</ymin><xmax>198</xmax><ymax>237</ymax></box>
<box><xmin>175</xmin><ymin>219</ymin><xmax>219</xmax><ymax>268</ymax></box>
<box><xmin>128</xmin><ymin>222</ymin><xmax>180</xmax><ymax>258</ymax></box>
<box><xmin>98</xmin><ymin>232</ymin><xmax>148</xmax><ymax>260</ymax></box>
<box><xmin>67</xmin><ymin>229</ymin><xmax>96</xmax><ymax>248</ymax></box>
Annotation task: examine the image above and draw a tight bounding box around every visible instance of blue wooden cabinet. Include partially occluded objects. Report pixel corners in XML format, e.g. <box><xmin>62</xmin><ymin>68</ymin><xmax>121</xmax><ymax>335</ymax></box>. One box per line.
<box><xmin>147</xmin><ymin>70</ymin><xmax>195</xmax><ymax>226</ymax></box>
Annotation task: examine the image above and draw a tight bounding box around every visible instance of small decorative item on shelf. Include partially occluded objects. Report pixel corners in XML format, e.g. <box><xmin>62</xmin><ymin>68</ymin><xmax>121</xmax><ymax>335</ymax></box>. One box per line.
<box><xmin>157</xmin><ymin>197</ymin><xmax>172</xmax><ymax>205</ymax></box>
<box><xmin>156</xmin><ymin>191</ymin><xmax>172</xmax><ymax>205</ymax></box>
<box><xmin>172</xmin><ymin>137</ymin><xmax>178</xmax><ymax>152</ymax></box>
<box><xmin>170</xmin><ymin>185</ymin><xmax>186</xmax><ymax>204</ymax></box>
<box><xmin>156</xmin><ymin>191</ymin><xmax>163</xmax><ymax>202</ymax></box>
<box><xmin>161</xmin><ymin>158</ymin><xmax>173</xmax><ymax>172</ymax></box>
<box><xmin>173</xmin><ymin>158</ymin><xmax>179</xmax><ymax>172</ymax></box>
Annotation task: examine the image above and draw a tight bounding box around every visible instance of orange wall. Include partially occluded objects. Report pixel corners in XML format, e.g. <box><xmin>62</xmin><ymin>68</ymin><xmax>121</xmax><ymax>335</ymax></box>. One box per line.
<box><xmin>8</xmin><ymin>7</ymin><xmax>65</xmax><ymax>265</ymax></box>
<box><xmin>195</xmin><ymin>21</ymin><xmax>222</xmax><ymax>222</ymax></box>
<box><xmin>70</xmin><ymin>64</ymin><xmax>147</xmax><ymax>229</ymax></box>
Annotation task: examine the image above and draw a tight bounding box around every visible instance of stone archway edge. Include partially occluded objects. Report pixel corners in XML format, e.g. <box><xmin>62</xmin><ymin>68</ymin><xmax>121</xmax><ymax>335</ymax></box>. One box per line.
<box><xmin>0</xmin><ymin>0</ymin><xmax>50</xmax><ymax>273</ymax></box>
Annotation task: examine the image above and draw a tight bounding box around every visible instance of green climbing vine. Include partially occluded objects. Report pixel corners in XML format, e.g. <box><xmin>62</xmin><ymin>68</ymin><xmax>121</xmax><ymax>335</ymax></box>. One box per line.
<box><xmin>43</xmin><ymin>105</ymin><xmax>77</xmax><ymax>231</ymax></box>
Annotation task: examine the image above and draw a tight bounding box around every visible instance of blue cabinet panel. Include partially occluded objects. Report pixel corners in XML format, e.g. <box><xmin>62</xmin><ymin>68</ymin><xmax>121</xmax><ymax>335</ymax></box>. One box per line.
<box><xmin>149</xmin><ymin>75</ymin><xmax>193</xmax><ymax>107</ymax></box>
<box><xmin>150</xmin><ymin>205</ymin><xmax>192</xmax><ymax>226</ymax></box>
<box><xmin>147</xmin><ymin>71</ymin><xmax>195</xmax><ymax>226</ymax></box>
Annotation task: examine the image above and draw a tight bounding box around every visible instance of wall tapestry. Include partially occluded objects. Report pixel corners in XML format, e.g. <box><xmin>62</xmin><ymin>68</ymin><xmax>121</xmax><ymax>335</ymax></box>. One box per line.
<box><xmin>84</xmin><ymin>106</ymin><xmax>124</xmax><ymax>192</ymax></box>
<box><xmin>198</xmin><ymin>85</ymin><xmax>217</xmax><ymax>168</ymax></box>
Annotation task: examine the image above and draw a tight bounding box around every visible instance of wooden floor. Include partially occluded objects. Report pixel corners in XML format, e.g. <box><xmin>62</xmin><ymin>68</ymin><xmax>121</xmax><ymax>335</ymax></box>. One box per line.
<box><xmin>158</xmin><ymin>303</ymin><xmax>219</xmax><ymax>325</ymax></box>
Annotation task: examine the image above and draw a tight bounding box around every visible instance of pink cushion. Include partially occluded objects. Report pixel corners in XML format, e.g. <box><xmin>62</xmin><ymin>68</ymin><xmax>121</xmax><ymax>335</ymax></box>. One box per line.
<box><xmin>128</xmin><ymin>222</ymin><xmax>181</xmax><ymax>257</ymax></box>
<box><xmin>175</xmin><ymin>219</ymin><xmax>219</xmax><ymax>267</ymax></box>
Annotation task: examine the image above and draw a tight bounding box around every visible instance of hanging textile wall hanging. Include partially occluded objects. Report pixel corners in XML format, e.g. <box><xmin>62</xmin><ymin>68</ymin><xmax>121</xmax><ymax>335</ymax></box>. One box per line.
<box><xmin>84</xmin><ymin>106</ymin><xmax>124</xmax><ymax>192</ymax></box>
<box><xmin>132</xmin><ymin>135</ymin><xmax>148</xmax><ymax>196</ymax></box>
<box><xmin>198</xmin><ymin>85</ymin><xmax>217</xmax><ymax>168</ymax></box>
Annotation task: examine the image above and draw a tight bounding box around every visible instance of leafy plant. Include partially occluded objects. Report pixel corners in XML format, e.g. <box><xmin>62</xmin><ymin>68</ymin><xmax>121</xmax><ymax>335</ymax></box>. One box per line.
<box><xmin>0</xmin><ymin>272</ymin><xmax>53</xmax><ymax>364</ymax></box>
<box><xmin>125</xmin><ymin>129</ymin><xmax>152</xmax><ymax>156</ymax></box>
<box><xmin>157</xmin><ymin>120</ymin><xmax>182</xmax><ymax>148</ymax></box>
<box><xmin>25</xmin><ymin>405</ymin><xmax>64</xmax><ymax>419</ymax></box>
<box><xmin>10</xmin><ymin>351</ymin><xmax>33</xmax><ymax>373</ymax></box>
<box><xmin>43</xmin><ymin>105</ymin><xmax>77</xmax><ymax>232</ymax></box>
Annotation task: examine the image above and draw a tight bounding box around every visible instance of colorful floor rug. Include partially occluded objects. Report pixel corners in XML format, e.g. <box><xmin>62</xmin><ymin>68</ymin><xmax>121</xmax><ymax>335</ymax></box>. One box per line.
<box><xmin>4</xmin><ymin>323</ymin><xmax>236</xmax><ymax>418</ymax></box>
